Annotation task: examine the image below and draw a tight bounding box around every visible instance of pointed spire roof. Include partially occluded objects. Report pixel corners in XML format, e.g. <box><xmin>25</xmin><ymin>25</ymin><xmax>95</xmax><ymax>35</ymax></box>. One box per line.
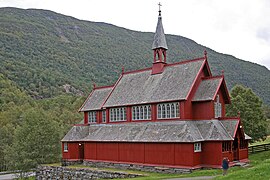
<box><xmin>152</xmin><ymin>4</ymin><xmax>168</xmax><ymax>50</ymax></box>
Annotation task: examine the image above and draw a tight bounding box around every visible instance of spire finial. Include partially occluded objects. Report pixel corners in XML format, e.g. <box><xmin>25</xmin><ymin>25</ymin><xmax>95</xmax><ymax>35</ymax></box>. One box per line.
<box><xmin>158</xmin><ymin>2</ymin><xmax>162</xmax><ymax>16</ymax></box>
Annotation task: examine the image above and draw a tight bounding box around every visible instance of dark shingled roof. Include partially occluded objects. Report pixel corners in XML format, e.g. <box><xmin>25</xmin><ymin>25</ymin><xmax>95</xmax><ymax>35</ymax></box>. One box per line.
<box><xmin>220</xmin><ymin>119</ymin><xmax>239</xmax><ymax>138</ymax></box>
<box><xmin>152</xmin><ymin>15</ymin><xmax>168</xmax><ymax>50</ymax></box>
<box><xmin>80</xmin><ymin>87</ymin><xmax>113</xmax><ymax>111</ymax></box>
<box><xmin>62</xmin><ymin>120</ymin><xmax>235</xmax><ymax>142</ymax></box>
<box><xmin>62</xmin><ymin>126</ymin><xmax>89</xmax><ymax>142</ymax></box>
<box><xmin>104</xmin><ymin>59</ymin><xmax>205</xmax><ymax>107</ymax></box>
<box><xmin>192</xmin><ymin>77</ymin><xmax>222</xmax><ymax>102</ymax></box>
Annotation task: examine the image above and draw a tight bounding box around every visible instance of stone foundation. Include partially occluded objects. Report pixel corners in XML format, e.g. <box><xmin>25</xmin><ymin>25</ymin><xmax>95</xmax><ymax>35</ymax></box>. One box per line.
<box><xmin>83</xmin><ymin>160</ymin><xmax>191</xmax><ymax>174</ymax></box>
<box><xmin>36</xmin><ymin>165</ymin><xmax>142</xmax><ymax>179</ymax></box>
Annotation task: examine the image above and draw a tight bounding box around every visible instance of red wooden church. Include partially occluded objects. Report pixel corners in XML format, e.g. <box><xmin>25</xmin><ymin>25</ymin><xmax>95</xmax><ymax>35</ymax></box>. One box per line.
<box><xmin>62</xmin><ymin>8</ymin><xmax>250</xmax><ymax>169</ymax></box>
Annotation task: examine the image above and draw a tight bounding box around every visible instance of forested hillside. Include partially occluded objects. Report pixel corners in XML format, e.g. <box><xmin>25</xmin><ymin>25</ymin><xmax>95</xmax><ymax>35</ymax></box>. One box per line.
<box><xmin>0</xmin><ymin>7</ymin><xmax>269</xmax><ymax>104</ymax></box>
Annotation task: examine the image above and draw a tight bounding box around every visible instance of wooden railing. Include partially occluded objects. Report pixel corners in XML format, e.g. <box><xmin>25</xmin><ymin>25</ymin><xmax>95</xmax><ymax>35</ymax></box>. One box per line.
<box><xmin>248</xmin><ymin>143</ymin><xmax>270</xmax><ymax>154</ymax></box>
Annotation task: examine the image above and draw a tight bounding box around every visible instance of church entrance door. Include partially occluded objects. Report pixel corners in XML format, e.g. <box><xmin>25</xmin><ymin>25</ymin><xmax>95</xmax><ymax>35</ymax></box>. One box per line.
<box><xmin>232</xmin><ymin>137</ymin><xmax>239</xmax><ymax>161</ymax></box>
<box><xmin>78</xmin><ymin>143</ymin><xmax>84</xmax><ymax>160</ymax></box>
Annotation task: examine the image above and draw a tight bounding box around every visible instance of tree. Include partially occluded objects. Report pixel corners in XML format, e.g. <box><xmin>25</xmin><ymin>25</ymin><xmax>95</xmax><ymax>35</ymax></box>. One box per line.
<box><xmin>5</xmin><ymin>108</ymin><xmax>60</xmax><ymax>175</ymax></box>
<box><xmin>226</xmin><ymin>85</ymin><xmax>268</xmax><ymax>142</ymax></box>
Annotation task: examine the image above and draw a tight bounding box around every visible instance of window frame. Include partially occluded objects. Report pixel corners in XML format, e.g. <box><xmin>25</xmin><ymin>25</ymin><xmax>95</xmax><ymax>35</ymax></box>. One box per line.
<box><xmin>63</xmin><ymin>142</ymin><xmax>68</xmax><ymax>152</ymax></box>
<box><xmin>157</xmin><ymin>102</ymin><xmax>180</xmax><ymax>119</ymax></box>
<box><xmin>214</xmin><ymin>95</ymin><xmax>222</xmax><ymax>118</ymax></box>
<box><xmin>194</xmin><ymin>142</ymin><xmax>202</xmax><ymax>152</ymax></box>
<box><xmin>132</xmin><ymin>105</ymin><xmax>151</xmax><ymax>121</ymax></box>
<box><xmin>88</xmin><ymin>111</ymin><xmax>97</xmax><ymax>123</ymax></box>
<box><xmin>109</xmin><ymin>107</ymin><xmax>127</xmax><ymax>122</ymax></box>
<box><xmin>102</xmin><ymin>110</ymin><xmax>106</xmax><ymax>123</ymax></box>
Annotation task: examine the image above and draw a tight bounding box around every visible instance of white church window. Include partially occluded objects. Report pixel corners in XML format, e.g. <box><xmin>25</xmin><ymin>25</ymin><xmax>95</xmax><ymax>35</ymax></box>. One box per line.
<box><xmin>132</xmin><ymin>105</ymin><xmax>151</xmax><ymax>120</ymax></box>
<box><xmin>110</xmin><ymin>107</ymin><xmax>127</xmax><ymax>122</ymax></box>
<box><xmin>64</xmin><ymin>142</ymin><xmax>68</xmax><ymax>152</ymax></box>
<box><xmin>157</xmin><ymin>102</ymin><xmax>180</xmax><ymax>119</ymax></box>
<box><xmin>102</xmin><ymin>110</ymin><xmax>106</xmax><ymax>123</ymax></box>
<box><xmin>88</xmin><ymin>111</ymin><xmax>97</xmax><ymax>123</ymax></box>
<box><xmin>194</xmin><ymin>142</ymin><xmax>201</xmax><ymax>152</ymax></box>
<box><xmin>214</xmin><ymin>95</ymin><xmax>222</xmax><ymax>118</ymax></box>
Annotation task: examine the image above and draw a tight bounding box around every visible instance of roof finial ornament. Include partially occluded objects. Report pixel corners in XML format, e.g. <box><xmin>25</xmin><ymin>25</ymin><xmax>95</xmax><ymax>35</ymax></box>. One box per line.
<box><xmin>204</xmin><ymin>50</ymin><xmax>207</xmax><ymax>59</ymax></box>
<box><xmin>93</xmin><ymin>83</ymin><xmax>96</xmax><ymax>89</ymax></box>
<box><xmin>158</xmin><ymin>2</ymin><xmax>162</xmax><ymax>16</ymax></box>
<box><xmin>221</xmin><ymin>70</ymin><xmax>224</xmax><ymax>76</ymax></box>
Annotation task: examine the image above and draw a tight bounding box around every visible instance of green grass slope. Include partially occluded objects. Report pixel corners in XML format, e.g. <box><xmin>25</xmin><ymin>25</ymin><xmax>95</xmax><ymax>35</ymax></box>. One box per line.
<box><xmin>0</xmin><ymin>7</ymin><xmax>269</xmax><ymax>104</ymax></box>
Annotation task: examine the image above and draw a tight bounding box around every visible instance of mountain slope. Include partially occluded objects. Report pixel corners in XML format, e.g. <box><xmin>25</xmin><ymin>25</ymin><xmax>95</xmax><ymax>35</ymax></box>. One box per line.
<box><xmin>0</xmin><ymin>7</ymin><xmax>269</xmax><ymax>104</ymax></box>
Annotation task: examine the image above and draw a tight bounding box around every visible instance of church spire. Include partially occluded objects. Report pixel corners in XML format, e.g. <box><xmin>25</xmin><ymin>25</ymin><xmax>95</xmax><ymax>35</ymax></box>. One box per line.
<box><xmin>151</xmin><ymin>3</ymin><xmax>168</xmax><ymax>74</ymax></box>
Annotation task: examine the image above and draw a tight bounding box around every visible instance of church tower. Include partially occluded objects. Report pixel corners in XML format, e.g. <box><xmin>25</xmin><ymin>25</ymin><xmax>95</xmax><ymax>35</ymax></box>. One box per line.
<box><xmin>152</xmin><ymin>3</ymin><xmax>168</xmax><ymax>74</ymax></box>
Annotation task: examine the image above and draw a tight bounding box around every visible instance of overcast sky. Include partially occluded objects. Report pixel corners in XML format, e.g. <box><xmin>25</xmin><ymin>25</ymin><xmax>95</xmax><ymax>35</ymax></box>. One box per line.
<box><xmin>1</xmin><ymin>0</ymin><xmax>270</xmax><ymax>69</ymax></box>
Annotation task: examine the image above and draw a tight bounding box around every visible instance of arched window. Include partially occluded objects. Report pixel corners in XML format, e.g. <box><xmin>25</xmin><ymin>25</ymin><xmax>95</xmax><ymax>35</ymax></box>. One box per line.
<box><xmin>162</xmin><ymin>104</ymin><xmax>166</xmax><ymax>118</ymax></box>
<box><xmin>166</xmin><ymin>104</ymin><xmax>171</xmax><ymax>118</ymax></box>
<box><xmin>171</xmin><ymin>104</ymin><xmax>175</xmax><ymax>117</ymax></box>
<box><xmin>214</xmin><ymin>95</ymin><xmax>222</xmax><ymax>118</ymax></box>
<box><xmin>140</xmin><ymin>106</ymin><xmax>144</xmax><ymax>120</ymax></box>
<box><xmin>148</xmin><ymin>105</ymin><xmax>151</xmax><ymax>119</ymax></box>
<box><xmin>176</xmin><ymin>103</ymin><xmax>180</xmax><ymax>117</ymax></box>
<box><xmin>144</xmin><ymin>106</ymin><xmax>148</xmax><ymax>119</ymax></box>
<box><xmin>136</xmin><ymin>107</ymin><xmax>140</xmax><ymax>120</ymax></box>
<box><xmin>158</xmin><ymin>104</ymin><xmax>162</xmax><ymax>119</ymax></box>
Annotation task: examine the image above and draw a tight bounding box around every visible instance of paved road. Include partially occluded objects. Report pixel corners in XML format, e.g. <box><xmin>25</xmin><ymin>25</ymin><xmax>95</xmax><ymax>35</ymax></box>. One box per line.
<box><xmin>0</xmin><ymin>173</ymin><xmax>18</xmax><ymax>180</ymax></box>
<box><xmin>0</xmin><ymin>172</ymin><xmax>35</xmax><ymax>180</ymax></box>
<box><xmin>166</xmin><ymin>176</ymin><xmax>216</xmax><ymax>180</ymax></box>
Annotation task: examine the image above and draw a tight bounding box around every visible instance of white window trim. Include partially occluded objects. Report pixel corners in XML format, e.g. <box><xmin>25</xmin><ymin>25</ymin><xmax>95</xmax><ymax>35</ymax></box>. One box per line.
<box><xmin>157</xmin><ymin>102</ymin><xmax>180</xmax><ymax>119</ymax></box>
<box><xmin>194</xmin><ymin>142</ymin><xmax>201</xmax><ymax>152</ymax></box>
<box><xmin>132</xmin><ymin>105</ymin><xmax>151</xmax><ymax>120</ymax></box>
<box><xmin>214</xmin><ymin>95</ymin><xmax>222</xmax><ymax>118</ymax></box>
<box><xmin>64</xmin><ymin>142</ymin><xmax>68</xmax><ymax>152</ymax></box>
<box><xmin>102</xmin><ymin>110</ymin><xmax>106</xmax><ymax>123</ymax></box>
<box><xmin>109</xmin><ymin>107</ymin><xmax>127</xmax><ymax>122</ymax></box>
<box><xmin>88</xmin><ymin>111</ymin><xmax>97</xmax><ymax>123</ymax></box>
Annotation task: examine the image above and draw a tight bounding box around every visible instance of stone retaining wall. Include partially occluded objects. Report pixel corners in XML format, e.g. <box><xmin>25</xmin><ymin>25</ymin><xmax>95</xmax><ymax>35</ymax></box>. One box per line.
<box><xmin>36</xmin><ymin>165</ymin><xmax>141</xmax><ymax>179</ymax></box>
<box><xmin>83</xmin><ymin>160</ymin><xmax>191</xmax><ymax>174</ymax></box>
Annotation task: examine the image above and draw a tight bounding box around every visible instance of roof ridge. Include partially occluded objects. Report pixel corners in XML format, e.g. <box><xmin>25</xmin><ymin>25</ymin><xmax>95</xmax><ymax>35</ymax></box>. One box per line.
<box><xmin>202</xmin><ymin>75</ymin><xmax>223</xmax><ymax>80</ymax></box>
<box><xmin>166</xmin><ymin>57</ymin><xmax>206</xmax><ymax>67</ymax></box>
<box><xmin>100</xmin><ymin>74</ymin><xmax>124</xmax><ymax>108</ymax></box>
<box><xmin>123</xmin><ymin>67</ymin><xmax>152</xmax><ymax>75</ymax></box>
<box><xmin>94</xmin><ymin>85</ymin><xmax>114</xmax><ymax>90</ymax></box>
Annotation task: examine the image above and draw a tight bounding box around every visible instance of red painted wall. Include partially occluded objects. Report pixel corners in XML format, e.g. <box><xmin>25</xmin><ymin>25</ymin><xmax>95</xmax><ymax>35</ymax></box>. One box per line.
<box><xmin>239</xmin><ymin>149</ymin><xmax>248</xmax><ymax>159</ymax></box>
<box><xmin>145</xmin><ymin>143</ymin><xmax>175</xmax><ymax>165</ymax></box>
<box><xmin>96</xmin><ymin>142</ymin><xmax>119</xmax><ymax>161</ymax></box>
<box><xmin>119</xmin><ymin>143</ymin><xmax>145</xmax><ymax>163</ymax></box>
<box><xmin>82</xmin><ymin>142</ymin><xmax>196</xmax><ymax>167</ymax></box>
<box><xmin>62</xmin><ymin>142</ymin><xmax>80</xmax><ymax>160</ymax></box>
<box><xmin>201</xmin><ymin>142</ymin><xmax>222</xmax><ymax>166</ymax></box>
<box><xmin>84</xmin><ymin>143</ymin><xmax>97</xmax><ymax>160</ymax></box>
<box><xmin>64</xmin><ymin>141</ymin><xmax>242</xmax><ymax>167</ymax></box>
<box><xmin>192</xmin><ymin>102</ymin><xmax>213</xmax><ymax>119</ymax></box>
<box><xmin>84</xmin><ymin>112</ymin><xmax>88</xmax><ymax>124</ymax></box>
<box><xmin>174</xmin><ymin>143</ymin><xmax>194</xmax><ymax>166</ymax></box>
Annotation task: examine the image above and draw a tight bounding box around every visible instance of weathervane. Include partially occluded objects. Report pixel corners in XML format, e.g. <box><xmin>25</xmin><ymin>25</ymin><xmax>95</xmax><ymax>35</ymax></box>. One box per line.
<box><xmin>158</xmin><ymin>2</ymin><xmax>162</xmax><ymax>16</ymax></box>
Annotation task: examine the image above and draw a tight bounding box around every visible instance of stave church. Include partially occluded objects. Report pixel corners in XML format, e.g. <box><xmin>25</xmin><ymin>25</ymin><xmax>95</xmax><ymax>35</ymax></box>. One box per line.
<box><xmin>62</xmin><ymin>6</ymin><xmax>250</xmax><ymax>169</ymax></box>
